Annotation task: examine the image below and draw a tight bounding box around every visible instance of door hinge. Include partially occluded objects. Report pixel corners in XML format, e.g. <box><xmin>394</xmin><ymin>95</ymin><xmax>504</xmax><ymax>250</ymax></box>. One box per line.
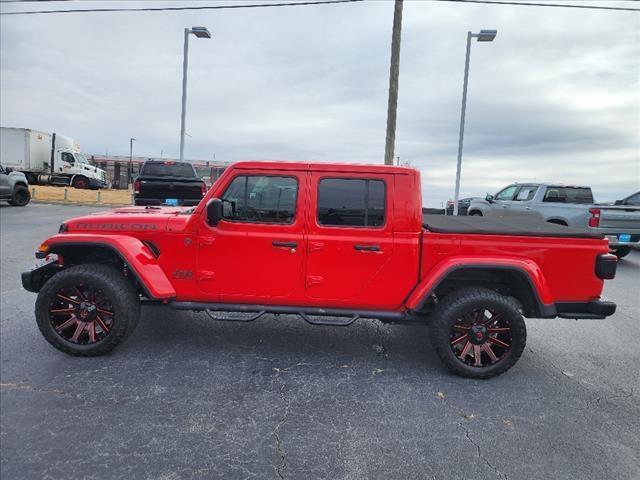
<box><xmin>306</xmin><ymin>275</ymin><xmax>324</xmax><ymax>286</ymax></box>
<box><xmin>198</xmin><ymin>271</ymin><xmax>215</xmax><ymax>281</ymax></box>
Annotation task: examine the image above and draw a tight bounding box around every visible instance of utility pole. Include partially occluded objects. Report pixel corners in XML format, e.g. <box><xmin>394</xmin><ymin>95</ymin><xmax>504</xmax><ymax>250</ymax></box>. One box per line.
<box><xmin>384</xmin><ymin>0</ymin><xmax>403</xmax><ymax>166</ymax></box>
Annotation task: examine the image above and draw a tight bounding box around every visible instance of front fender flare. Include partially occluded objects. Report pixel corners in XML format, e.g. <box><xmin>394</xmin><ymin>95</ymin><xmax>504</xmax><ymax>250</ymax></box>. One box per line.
<box><xmin>406</xmin><ymin>256</ymin><xmax>554</xmax><ymax>315</ymax></box>
<box><xmin>41</xmin><ymin>234</ymin><xmax>176</xmax><ymax>299</ymax></box>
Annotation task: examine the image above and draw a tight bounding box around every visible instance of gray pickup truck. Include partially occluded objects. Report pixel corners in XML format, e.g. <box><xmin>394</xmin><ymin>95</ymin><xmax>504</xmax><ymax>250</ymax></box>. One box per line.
<box><xmin>468</xmin><ymin>184</ymin><xmax>640</xmax><ymax>257</ymax></box>
<box><xmin>0</xmin><ymin>164</ymin><xmax>30</xmax><ymax>206</ymax></box>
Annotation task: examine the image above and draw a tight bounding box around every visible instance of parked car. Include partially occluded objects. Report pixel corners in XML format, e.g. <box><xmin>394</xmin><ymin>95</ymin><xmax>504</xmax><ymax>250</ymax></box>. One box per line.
<box><xmin>446</xmin><ymin>197</ymin><xmax>475</xmax><ymax>216</ymax></box>
<box><xmin>133</xmin><ymin>160</ymin><xmax>207</xmax><ymax>206</ymax></box>
<box><xmin>0</xmin><ymin>164</ymin><xmax>30</xmax><ymax>206</ymax></box>
<box><xmin>23</xmin><ymin>162</ymin><xmax>617</xmax><ymax>379</ymax></box>
<box><xmin>589</xmin><ymin>191</ymin><xmax>640</xmax><ymax>258</ymax></box>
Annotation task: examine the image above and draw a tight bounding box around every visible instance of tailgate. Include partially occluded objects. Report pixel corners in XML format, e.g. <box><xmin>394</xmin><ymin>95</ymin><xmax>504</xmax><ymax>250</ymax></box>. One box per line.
<box><xmin>138</xmin><ymin>178</ymin><xmax>203</xmax><ymax>201</ymax></box>
<box><xmin>598</xmin><ymin>206</ymin><xmax>640</xmax><ymax>230</ymax></box>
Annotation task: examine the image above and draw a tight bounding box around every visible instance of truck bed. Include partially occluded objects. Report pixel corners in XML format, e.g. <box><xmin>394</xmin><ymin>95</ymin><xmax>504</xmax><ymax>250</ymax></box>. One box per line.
<box><xmin>423</xmin><ymin>214</ymin><xmax>603</xmax><ymax>239</ymax></box>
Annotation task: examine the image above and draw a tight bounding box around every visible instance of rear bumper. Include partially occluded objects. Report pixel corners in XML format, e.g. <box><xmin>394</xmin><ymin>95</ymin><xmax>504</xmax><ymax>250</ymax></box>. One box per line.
<box><xmin>555</xmin><ymin>300</ymin><xmax>617</xmax><ymax>320</ymax></box>
<box><xmin>606</xmin><ymin>235</ymin><xmax>640</xmax><ymax>248</ymax></box>
<box><xmin>134</xmin><ymin>197</ymin><xmax>201</xmax><ymax>207</ymax></box>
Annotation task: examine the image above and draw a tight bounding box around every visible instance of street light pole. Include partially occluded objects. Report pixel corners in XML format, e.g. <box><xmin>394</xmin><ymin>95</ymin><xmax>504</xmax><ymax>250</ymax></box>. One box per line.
<box><xmin>129</xmin><ymin>137</ymin><xmax>136</xmax><ymax>187</ymax></box>
<box><xmin>453</xmin><ymin>29</ymin><xmax>497</xmax><ymax>216</ymax></box>
<box><xmin>179</xmin><ymin>26</ymin><xmax>211</xmax><ymax>163</ymax></box>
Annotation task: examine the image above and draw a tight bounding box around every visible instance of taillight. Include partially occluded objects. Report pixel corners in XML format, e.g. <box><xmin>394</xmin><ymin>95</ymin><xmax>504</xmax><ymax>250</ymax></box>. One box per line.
<box><xmin>588</xmin><ymin>208</ymin><xmax>600</xmax><ymax>228</ymax></box>
<box><xmin>201</xmin><ymin>182</ymin><xmax>207</xmax><ymax>196</ymax></box>
<box><xmin>133</xmin><ymin>179</ymin><xmax>141</xmax><ymax>194</ymax></box>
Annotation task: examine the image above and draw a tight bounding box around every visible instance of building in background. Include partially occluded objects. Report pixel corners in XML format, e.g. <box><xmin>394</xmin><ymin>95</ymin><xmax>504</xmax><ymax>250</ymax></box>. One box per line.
<box><xmin>89</xmin><ymin>155</ymin><xmax>229</xmax><ymax>189</ymax></box>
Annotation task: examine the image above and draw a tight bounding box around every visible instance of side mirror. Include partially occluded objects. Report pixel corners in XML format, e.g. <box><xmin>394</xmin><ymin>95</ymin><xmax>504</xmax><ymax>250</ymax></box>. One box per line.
<box><xmin>206</xmin><ymin>198</ymin><xmax>223</xmax><ymax>226</ymax></box>
<box><xmin>614</xmin><ymin>199</ymin><xmax>624</xmax><ymax>206</ymax></box>
<box><xmin>485</xmin><ymin>193</ymin><xmax>494</xmax><ymax>203</ymax></box>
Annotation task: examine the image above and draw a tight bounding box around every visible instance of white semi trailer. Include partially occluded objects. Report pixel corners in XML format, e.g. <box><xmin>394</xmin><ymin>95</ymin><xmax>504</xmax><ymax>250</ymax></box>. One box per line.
<box><xmin>0</xmin><ymin>127</ymin><xmax>107</xmax><ymax>189</ymax></box>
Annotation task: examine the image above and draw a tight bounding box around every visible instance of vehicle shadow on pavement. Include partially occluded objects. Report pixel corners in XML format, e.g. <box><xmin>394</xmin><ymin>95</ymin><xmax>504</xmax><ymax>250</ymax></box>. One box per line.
<box><xmin>128</xmin><ymin>305</ymin><xmax>440</xmax><ymax>373</ymax></box>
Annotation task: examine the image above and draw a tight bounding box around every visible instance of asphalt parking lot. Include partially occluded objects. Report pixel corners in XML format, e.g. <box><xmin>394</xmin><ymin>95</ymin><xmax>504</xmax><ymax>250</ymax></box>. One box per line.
<box><xmin>1</xmin><ymin>203</ymin><xmax>639</xmax><ymax>480</ymax></box>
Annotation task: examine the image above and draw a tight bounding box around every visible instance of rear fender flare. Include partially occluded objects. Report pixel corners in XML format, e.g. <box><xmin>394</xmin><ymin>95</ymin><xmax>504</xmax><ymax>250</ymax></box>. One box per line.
<box><xmin>406</xmin><ymin>257</ymin><xmax>554</xmax><ymax>316</ymax></box>
<box><xmin>42</xmin><ymin>234</ymin><xmax>176</xmax><ymax>299</ymax></box>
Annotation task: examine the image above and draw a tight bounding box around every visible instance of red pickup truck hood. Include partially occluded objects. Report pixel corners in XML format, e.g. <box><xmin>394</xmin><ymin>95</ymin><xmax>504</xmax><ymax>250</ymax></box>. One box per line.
<box><xmin>63</xmin><ymin>206</ymin><xmax>193</xmax><ymax>233</ymax></box>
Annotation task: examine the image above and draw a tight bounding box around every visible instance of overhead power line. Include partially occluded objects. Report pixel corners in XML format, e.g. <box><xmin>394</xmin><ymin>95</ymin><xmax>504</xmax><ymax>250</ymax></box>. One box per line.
<box><xmin>0</xmin><ymin>0</ymin><xmax>364</xmax><ymax>15</ymax></box>
<box><xmin>1</xmin><ymin>0</ymin><xmax>637</xmax><ymax>14</ymax></box>
<box><xmin>438</xmin><ymin>0</ymin><xmax>639</xmax><ymax>12</ymax></box>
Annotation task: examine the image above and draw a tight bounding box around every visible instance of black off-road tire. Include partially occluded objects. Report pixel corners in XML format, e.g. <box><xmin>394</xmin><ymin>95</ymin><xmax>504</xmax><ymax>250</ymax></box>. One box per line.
<box><xmin>35</xmin><ymin>264</ymin><xmax>141</xmax><ymax>356</ymax></box>
<box><xmin>429</xmin><ymin>287</ymin><xmax>527</xmax><ymax>379</ymax></box>
<box><xmin>8</xmin><ymin>185</ymin><xmax>30</xmax><ymax>206</ymax></box>
<box><xmin>611</xmin><ymin>247</ymin><xmax>631</xmax><ymax>259</ymax></box>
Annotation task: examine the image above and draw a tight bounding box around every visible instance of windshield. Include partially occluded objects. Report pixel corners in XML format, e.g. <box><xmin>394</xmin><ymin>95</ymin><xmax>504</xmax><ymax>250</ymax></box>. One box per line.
<box><xmin>74</xmin><ymin>153</ymin><xmax>89</xmax><ymax>164</ymax></box>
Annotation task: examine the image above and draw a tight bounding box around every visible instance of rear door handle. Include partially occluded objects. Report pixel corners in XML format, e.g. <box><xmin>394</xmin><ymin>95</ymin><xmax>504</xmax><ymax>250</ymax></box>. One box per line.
<box><xmin>354</xmin><ymin>244</ymin><xmax>380</xmax><ymax>252</ymax></box>
<box><xmin>272</xmin><ymin>241</ymin><xmax>298</xmax><ymax>248</ymax></box>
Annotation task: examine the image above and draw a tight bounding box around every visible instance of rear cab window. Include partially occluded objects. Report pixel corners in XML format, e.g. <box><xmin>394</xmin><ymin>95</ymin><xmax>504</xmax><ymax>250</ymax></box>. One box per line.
<box><xmin>317</xmin><ymin>178</ymin><xmax>386</xmax><ymax>227</ymax></box>
<box><xmin>141</xmin><ymin>162</ymin><xmax>197</xmax><ymax>178</ymax></box>
<box><xmin>543</xmin><ymin>187</ymin><xmax>593</xmax><ymax>204</ymax></box>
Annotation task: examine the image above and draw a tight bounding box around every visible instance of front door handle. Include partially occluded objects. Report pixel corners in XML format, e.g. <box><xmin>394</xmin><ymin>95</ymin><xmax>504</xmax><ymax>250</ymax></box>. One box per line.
<box><xmin>354</xmin><ymin>244</ymin><xmax>380</xmax><ymax>252</ymax></box>
<box><xmin>272</xmin><ymin>241</ymin><xmax>298</xmax><ymax>248</ymax></box>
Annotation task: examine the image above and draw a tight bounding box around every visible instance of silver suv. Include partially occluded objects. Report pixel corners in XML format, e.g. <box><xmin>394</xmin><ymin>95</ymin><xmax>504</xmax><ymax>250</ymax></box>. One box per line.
<box><xmin>0</xmin><ymin>164</ymin><xmax>31</xmax><ymax>206</ymax></box>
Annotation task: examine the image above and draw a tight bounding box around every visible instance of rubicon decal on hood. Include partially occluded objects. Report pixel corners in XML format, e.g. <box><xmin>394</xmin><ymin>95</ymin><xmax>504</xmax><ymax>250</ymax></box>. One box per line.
<box><xmin>72</xmin><ymin>223</ymin><xmax>158</xmax><ymax>231</ymax></box>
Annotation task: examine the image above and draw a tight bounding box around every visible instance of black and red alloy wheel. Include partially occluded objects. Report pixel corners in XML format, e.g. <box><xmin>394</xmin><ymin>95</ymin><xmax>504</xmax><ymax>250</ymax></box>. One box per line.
<box><xmin>48</xmin><ymin>284</ymin><xmax>115</xmax><ymax>345</ymax></box>
<box><xmin>449</xmin><ymin>308</ymin><xmax>512</xmax><ymax>368</ymax></box>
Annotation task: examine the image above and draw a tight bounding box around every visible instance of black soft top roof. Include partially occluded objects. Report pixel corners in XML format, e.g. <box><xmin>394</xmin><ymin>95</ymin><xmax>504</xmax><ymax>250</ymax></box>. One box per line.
<box><xmin>422</xmin><ymin>215</ymin><xmax>603</xmax><ymax>239</ymax></box>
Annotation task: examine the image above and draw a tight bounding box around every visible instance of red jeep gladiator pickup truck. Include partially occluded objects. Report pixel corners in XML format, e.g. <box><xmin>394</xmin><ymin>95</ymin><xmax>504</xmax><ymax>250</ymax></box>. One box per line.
<box><xmin>22</xmin><ymin>162</ymin><xmax>617</xmax><ymax>378</ymax></box>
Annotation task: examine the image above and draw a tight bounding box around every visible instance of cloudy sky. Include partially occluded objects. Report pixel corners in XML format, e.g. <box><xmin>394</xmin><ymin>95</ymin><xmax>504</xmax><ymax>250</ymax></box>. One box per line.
<box><xmin>1</xmin><ymin>0</ymin><xmax>638</xmax><ymax>206</ymax></box>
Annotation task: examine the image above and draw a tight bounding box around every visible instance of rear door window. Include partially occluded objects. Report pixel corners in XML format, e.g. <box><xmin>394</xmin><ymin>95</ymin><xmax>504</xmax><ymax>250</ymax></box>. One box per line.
<box><xmin>317</xmin><ymin>178</ymin><xmax>386</xmax><ymax>227</ymax></box>
<box><xmin>221</xmin><ymin>175</ymin><xmax>298</xmax><ymax>224</ymax></box>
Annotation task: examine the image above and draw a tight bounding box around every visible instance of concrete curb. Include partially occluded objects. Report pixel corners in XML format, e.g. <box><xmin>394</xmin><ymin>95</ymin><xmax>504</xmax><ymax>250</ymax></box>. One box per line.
<box><xmin>31</xmin><ymin>199</ymin><xmax>130</xmax><ymax>208</ymax></box>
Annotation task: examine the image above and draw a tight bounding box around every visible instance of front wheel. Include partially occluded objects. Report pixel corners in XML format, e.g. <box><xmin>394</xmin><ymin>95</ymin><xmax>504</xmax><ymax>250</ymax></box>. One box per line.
<box><xmin>35</xmin><ymin>264</ymin><xmax>141</xmax><ymax>356</ymax></box>
<box><xmin>429</xmin><ymin>287</ymin><xmax>526</xmax><ymax>379</ymax></box>
<box><xmin>72</xmin><ymin>176</ymin><xmax>89</xmax><ymax>189</ymax></box>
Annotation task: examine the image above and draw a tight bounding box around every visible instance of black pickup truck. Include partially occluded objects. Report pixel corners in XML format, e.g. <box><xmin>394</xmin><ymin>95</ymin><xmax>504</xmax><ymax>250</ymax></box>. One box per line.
<box><xmin>133</xmin><ymin>161</ymin><xmax>207</xmax><ymax>206</ymax></box>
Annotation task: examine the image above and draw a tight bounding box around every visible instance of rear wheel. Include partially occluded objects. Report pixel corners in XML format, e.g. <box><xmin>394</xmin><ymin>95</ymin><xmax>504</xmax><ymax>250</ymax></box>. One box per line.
<box><xmin>35</xmin><ymin>264</ymin><xmax>140</xmax><ymax>356</ymax></box>
<box><xmin>429</xmin><ymin>287</ymin><xmax>526</xmax><ymax>379</ymax></box>
<box><xmin>8</xmin><ymin>185</ymin><xmax>30</xmax><ymax>206</ymax></box>
<box><xmin>468</xmin><ymin>210</ymin><xmax>482</xmax><ymax>216</ymax></box>
<box><xmin>612</xmin><ymin>246</ymin><xmax>631</xmax><ymax>258</ymax></box>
